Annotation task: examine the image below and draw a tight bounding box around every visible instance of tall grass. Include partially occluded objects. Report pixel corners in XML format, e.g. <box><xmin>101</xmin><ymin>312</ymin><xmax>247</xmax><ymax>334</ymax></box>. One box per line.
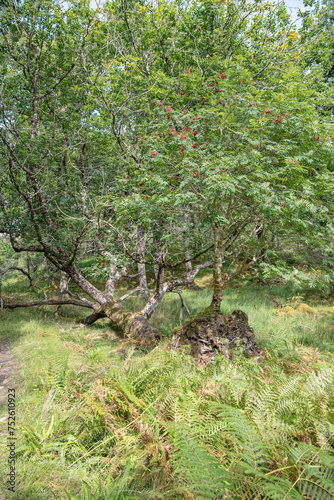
<box><xmin>0</xmin><ymin>271</ymin><xmax>333</xmax><ymax>498</ymax></box>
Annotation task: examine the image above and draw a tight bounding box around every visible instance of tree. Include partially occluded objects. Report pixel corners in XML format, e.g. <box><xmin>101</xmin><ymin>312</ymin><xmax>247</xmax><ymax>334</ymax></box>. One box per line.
<box><xmin>0</xmin><ymin>0</ymin><xmax>333</xmax><ymax>346</ymax></box>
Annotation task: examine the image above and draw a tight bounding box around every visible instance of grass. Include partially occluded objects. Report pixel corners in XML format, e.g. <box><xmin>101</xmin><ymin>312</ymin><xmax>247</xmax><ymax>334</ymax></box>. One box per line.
<box><xmin>0</xmin><ymin>268</ymin><xmax>333</xmax><ymax>499</ymax></box>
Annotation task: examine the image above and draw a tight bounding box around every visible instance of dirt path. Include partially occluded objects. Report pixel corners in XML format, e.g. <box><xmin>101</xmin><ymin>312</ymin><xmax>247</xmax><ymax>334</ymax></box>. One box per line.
<box><xmin>0</xmin><ymin>341</ymin><xmax>15</xmax><ymax>499</ymax></box>
<box><xmin>0</xmin><ymin>341</ymin><xmax>14</xmax><ymax>410</ymax></box>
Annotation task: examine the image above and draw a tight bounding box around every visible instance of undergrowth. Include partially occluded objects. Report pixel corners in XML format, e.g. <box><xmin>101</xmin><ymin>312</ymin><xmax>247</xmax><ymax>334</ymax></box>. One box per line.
<box><xmin>0</xmin><ymin>272</ymin><xmax>333</xmax><ymax>499</ymax></box>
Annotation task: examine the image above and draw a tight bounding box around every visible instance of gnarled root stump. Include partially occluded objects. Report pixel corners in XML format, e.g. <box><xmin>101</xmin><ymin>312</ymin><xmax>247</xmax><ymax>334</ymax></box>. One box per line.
<box><xmin>169</xmin><ymin>307</ymin><xmax>260</xmax><ymax>365</ymax></box>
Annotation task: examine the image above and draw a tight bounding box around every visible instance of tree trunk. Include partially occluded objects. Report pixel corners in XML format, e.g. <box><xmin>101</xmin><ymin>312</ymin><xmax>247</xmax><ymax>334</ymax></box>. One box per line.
<box><xmin>59</xmin><ymin>271</ymin><xmax>69</xmax><ymax>298</ymax></box>
<box><xmin>185</xmin><ymin>247</ymin><xmax>192</xmax><ymax>279</ymax></box>
<box><xmin>185</xmin><ymin>246</ymin><xmax>199</xmax><ymax>290</ymax></box>
<box><xmin>140</xmin><ymin>264</ymin><xmax>165</xmax><ymax>319</ymax></box>
<box><xmin>103</xmin><ymin>300</ymin><xmax>162</xmax><ymax>344</ymax></box>
<box><xmin>54</xmin><ymin>271</ymin><xmax>70</xmax><ymax>318</ymax></box>
<box><xmin>46</xmin><ymin>259</ymin><xmax>56</xmax><ymax>289</ymax></box>
<box><xmin>183</xmin><ymin>213</ymin><xmax>196</xmax><ymax>289</ymax></box>
<box><xmin>211</xmin><ymin>225</ymin><xmax>227</xmax><ymax>310</ymax></box>
<box><xmin>82</xmin><ymin>308</ymin><xmax>107</xmax><ymax>325</ymax></box>
<box><xmin>260</xmin><ymin>249</ymin><xmax>271</xmax><ymax>265</ymax></box>
<box><xmin>64</xmin><ymin>263</ymin><xmax>163</xmax><ymax>344</ymax></box>
<box><xmin>137</xmin><ymin>225</ymin><xmax>149</xmax><ymax>298</ymax></box>
<box><xmin>330</xmin><ymin>279</ymin><xmax>334</xmax><ymax>299</ymax></box>
<box><xmin>254</xmin><ymin>224</ymin><xmax>271</xmax><ymax>265</ymax></box>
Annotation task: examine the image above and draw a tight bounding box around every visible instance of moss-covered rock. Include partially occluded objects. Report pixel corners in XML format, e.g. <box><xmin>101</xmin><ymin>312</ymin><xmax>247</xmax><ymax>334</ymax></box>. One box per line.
<box><xmin>169</xmin><ymin>308</ymin><xmax>260</xmax><ymax>365</ymax></box>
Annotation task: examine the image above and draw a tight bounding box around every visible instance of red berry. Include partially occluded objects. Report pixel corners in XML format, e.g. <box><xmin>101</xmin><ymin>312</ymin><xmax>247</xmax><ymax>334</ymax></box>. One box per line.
<box><xmin>216</xmin><ymin>88</ymin><xmax>222</xmax><ymax>93</ymax></box>
<box><xmin>220</xmin><ymin>72</ymin><xmax>225</xmax><ymax>79</ymax></box>
<box><xmin>316</xmin><ymin>136</ymin><xmax>320</xmax><ymax>140</ymax></box>
<box><xmin>192</xmin><ymin>143</ymin><xmax>198</xmax><ymax>148</ymax></box>
<box><xmin>139</xmin><ymin>182</ymin><xmax>143</xmax><ymax>186</ymax></box>
<box><xmin>166</xmin><ymin>106</ymin><xmax>171</xmax><ymax>112</ymax></box>
<box><xmin>209</xmin><ymin>83</ymin><xmax>214</xmax><ymax>87</ymax></box>
<box><xmin>186</xmin><ymin>70</ymin><xmax>191</xmax><ymax>74</ymax></box>
<box><xmin>266</xmin><ymin>110</ymin><xmax>271</xmax><ymax>114</ymax></box>
<box><xmin>158</xmin><ymin>101</ymin><xmax>162</xmax><ymax>107</ymax></box>
<box><xmin>151</xmin><ymin>151</ymin><xmax>156</xmax><ymax>156</ymax></box>
<box><xmin>193</xmin><ymin>172</ymin><xmax>198</xmax><ymax>177</ymax></box>
<box><xmin>193</xmin><ymin>130</ymin><xmax>198</xmax><ymax>136</ymax></box>
<box><xmin>185</xmin><ymin>126</ymin><xmax>189</xmax><ymax>131</ymax></box>
<box><xmin>145</xmin><ymin>195</ymin><xmax>149</xmax><ymax>200</ymax></box>
<box><xmin>180</xmin><ymin>91</ymin><xmax>185</xmax><ymax>95</ymax></box>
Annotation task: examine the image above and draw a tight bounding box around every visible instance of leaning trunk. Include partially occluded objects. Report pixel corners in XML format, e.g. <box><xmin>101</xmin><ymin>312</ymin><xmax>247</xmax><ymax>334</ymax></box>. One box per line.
<box><xmin>65</xmin><ymin>263</ymin><xmax>162</xmax><ymax>344</ymax></box>
<box><xmin>104</xmin><ymin>301</ymin><xmax>162</xmax><ymax>344</ymax></box>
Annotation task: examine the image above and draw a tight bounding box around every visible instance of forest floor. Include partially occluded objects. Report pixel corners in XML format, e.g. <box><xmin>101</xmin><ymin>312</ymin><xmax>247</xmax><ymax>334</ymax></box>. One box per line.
<box><xmin>0</xmin><ymin>269</ymin><xmax>333</xmax><ymax>499</ymax></box>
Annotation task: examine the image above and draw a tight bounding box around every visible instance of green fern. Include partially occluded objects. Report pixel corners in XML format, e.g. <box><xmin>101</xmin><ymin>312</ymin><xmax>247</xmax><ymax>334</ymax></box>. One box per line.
<box><xmin>168</xmin><ymin>423</ymin><xmax>230</xmax><ymax>499</ymax></box>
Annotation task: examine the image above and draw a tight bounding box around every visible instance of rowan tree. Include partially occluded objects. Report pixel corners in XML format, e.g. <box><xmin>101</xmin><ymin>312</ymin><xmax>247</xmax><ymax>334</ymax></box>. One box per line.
<box><xmin>0</xmin><ymin>0</ymin><xmax>333</xmax><ymax>342</ymax></box>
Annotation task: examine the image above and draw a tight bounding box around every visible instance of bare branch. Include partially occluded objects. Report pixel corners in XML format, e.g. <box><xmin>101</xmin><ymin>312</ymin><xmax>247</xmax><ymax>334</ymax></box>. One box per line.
<box><xmin>119</xmin><ymin>287</ymin><xmax>154</xmax><ymax>302</ymax></box>
<box><xmin>171</xmin><ymin>289</ymin><xmax>191</xmax><ymax>324</ymax></box>
<box><xmin>2</xmin><ymin>299</ymin><xmax>95</xmax><ymax>310</ymax></box>
<box><xmin>0</xmin><ymin>265</ymin><xmax>33</xmax><ymax>286</ymax></box>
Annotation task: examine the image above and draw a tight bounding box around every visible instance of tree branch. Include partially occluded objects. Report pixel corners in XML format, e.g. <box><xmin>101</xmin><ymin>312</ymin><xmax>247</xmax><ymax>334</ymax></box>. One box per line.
<box><xmin>1</xmin><ymin>299</ymin><xmax>95</xmax><ymax>310</ymax></box>
<box><xmin>37</xmin><ymin>64</ymin><xmax>75</xmax><ymax>100</ymax></box>
<box><xmin>0</xmin><ymin>266</ymin><xmax>33</xmax><ymax>286</ymax></box>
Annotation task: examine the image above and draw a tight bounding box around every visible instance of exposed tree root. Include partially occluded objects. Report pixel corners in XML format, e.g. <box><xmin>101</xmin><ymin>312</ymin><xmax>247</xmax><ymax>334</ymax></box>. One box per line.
<box><xmin>169</xmin><ymin>307</ymin><xmax>261</xmax><ymax>365</ymax></box>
